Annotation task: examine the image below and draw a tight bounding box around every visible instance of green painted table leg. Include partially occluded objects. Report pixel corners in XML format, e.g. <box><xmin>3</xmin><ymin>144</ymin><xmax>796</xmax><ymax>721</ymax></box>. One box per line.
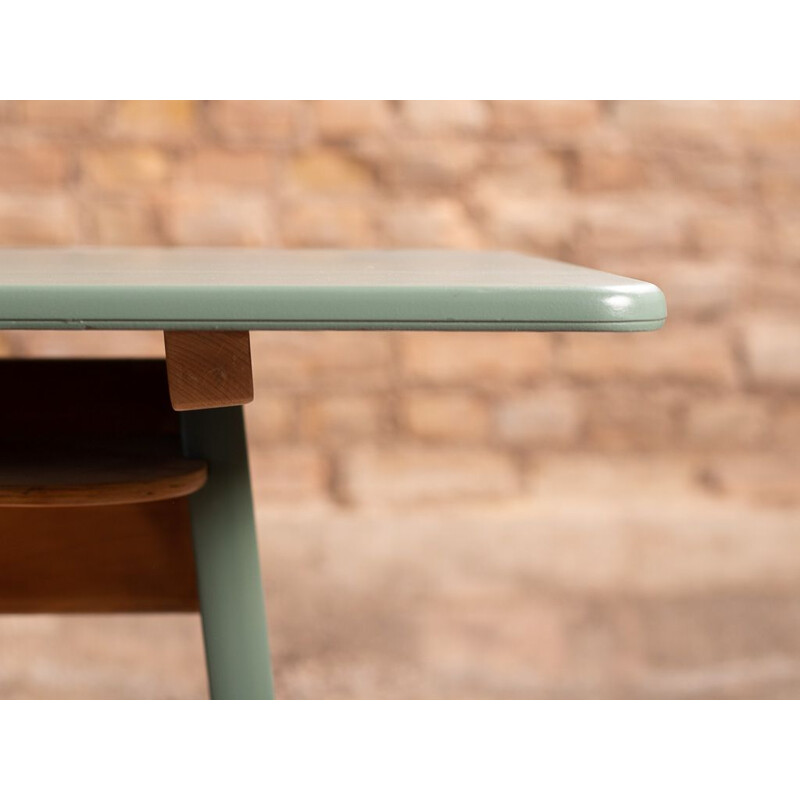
<box><xmin>180</xmin><ymin>406</ymin><xmax>274</xmax><ymax>700</ymax></box>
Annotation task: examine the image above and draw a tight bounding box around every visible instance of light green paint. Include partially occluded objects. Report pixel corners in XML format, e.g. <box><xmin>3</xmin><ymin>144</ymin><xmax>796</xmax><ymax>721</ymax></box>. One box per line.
<box><xmin>0</xmin><ymin>248</ymin><xmax>666</xmax><ymax>332</ymax></box>
<box><xmin>180</xmin><ymin>406</ymin><xmax>274</xmax><ymax>700</ymax></box>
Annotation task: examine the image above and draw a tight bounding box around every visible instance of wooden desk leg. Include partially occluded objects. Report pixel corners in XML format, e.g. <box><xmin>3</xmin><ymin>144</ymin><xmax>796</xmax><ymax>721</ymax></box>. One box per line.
<box><xmin>180</xmin><ymin>405</ymin><xmax>274</xmax><ymax>700</ymax></box>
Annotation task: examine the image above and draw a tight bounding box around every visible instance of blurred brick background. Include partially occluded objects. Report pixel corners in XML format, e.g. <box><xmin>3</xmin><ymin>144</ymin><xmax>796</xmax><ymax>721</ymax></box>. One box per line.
<box><xmin>0</xmin><ymin>100</ymin><xmax>798</xmax><ymax>698</ymax></box>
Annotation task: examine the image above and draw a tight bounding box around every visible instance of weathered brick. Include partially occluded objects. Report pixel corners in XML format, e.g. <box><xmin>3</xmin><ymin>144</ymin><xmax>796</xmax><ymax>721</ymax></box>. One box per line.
<box><xmin>573</xmin><ymin>196</ymin><xmax>687</xmax><ymax>258</ymax></box>
<box><xmin>400</xmin><ymin>331</ymin><xmax>552</xmax><ymax>386</ymax></box>
<box><xmin>0</xmin><ymin>193</ymin><xmax>79</xmax><ymax>244</ymax></box>
<box><xmin>560</xmin><ymin>326</ymin><xmax>738</xmax><ymax>386</ymax></box>
<box><xmin>472</xmin><ymin>192</ymin><xmax>572</xmax><ymax>255</ymax></box>
<box><xmin>609</xmin><ymin>502</ymin><xmax>800</xmax><ymax>596</ymax></box>
<box><xmin>742</xmin><ymin>316</ymin><xmax>800</xmax><ymax>388</ymax></box>
<box><xmin>773</xmin><ymin>402</ymin><xmax>800</xmax><ymax>450</ymax></box>
<box><xmin>0</xmin><ymin>329</ymin><xmax>164</xmax><ymax>358</ymax></box>
<box><xmin>0</xmin><ymin>145</ymin><xmax>71</xmax><ymax>188</ymax></box>
<box><xmin>661</xmin><ymin>149</ymin><xmax>750</xmax><ymax>202</ymax></box>
<box><xmin>690</xmin><ymin>207</ymin><xmax>761</xmax><ymax>257</ymax></box>
<box><xmin>757</xmin><ymin>157</ymin><xmax>800</xmax><ymax>208</ymax></box>
<box><xmin>111</xmin><ymin>100</ymin><xmax>197</xmax><ymax>142</ymax></box>
<box><xmin>85</xmin><ymin>198</ymin><xmax>161</xmax><ymax>245</ymax></box>
<box><xmin>527</xmin><ymin>453</ymin><xmax>701</xmax><ymax>500</ymax></box>
<box><xmin>161</xmin><ymin>190</ymin><xmax>277</xmax><ymax>246</ymax></box>
<box><xmin>773</xmin><ymin>214</ymin><xmax>800</xmax><ymax>267</ymax></box>
<box><xmin>176</xmin><ymin>149</ymin><xmax>275</xmax><ymax>186</ymax></box>
<box><xmin>402</xmin><ymin>391</ymin><xmax>489</xmax><ymax>441</ymax></box>
<box><xmin>314</xmin><ymin>100</ymin><xmax>391</xmax><ymax>139</ymax></box>
<box><xmin>575</xmin><ymin>148</ymin><xmax>648</xmax><ymax>191</ymax></box>
<box><xmin>251</xmin><ymin>331</ymin><xmax>393</xmax><ymax>391</ymax></box>
<box><xmin>382</xmin><ymin>139</ymin><xmax>483</xmax><ymax>188</ymax></box>
<box><xmin>81</xmin><ymin>146</ymin><xmax>169</xmax><ymax>189</ymax></box>
<box><xmin>0</xmin><ymin>101</ymin><xmax>17</xmax><ymax>122</ymax></box>
<box><xmin>473</xmin><ymin>146</ymin><xmax>567</xmax><ymax>194</ymax></box>
<box><xmin>253</xmin><ymin>502</ymin><xmax>800</xmax><ymax>698</ymax></box>
<box><xmin>637</xmin><ymin>596</ymin><xmax>800</xmax><ymax>679</ymax></box>
<box><xmin>18</xmin><ymin>100</ymin><xmax>108</xmax><ymax>135</ymax></box>
<box><xmin>686</xmin><ymin>396</ymin><xmax>770</xmax><ymax>448</ymax></box>
<box><xmin>206</xmin><ymin>100</ymin><xmax>310</xmax><ymax>147</ymax></box>
<box><xmin>494</xmin><ymin>387</ymin><xmax>582</xmax><ymax>447</ymax></box>
<box><xmin>613</xmin><ymin>101</ymin><xmax>737</xmax><ymax>152</ymax></box>
<box><xmin>269</xmin><ymin>489</ymin><xmax>800</xmax><ymax>598</ymax></box>
<box><xmin>382</xmin><ymin>198</ymin><xmax>480</xmax><ymax>248</ymax></box>
<box><xmin>730</xmin><ymin>101</ymin><xmax>800</xmax><ymax>150</ymax></box>
<box><xmin>281</xmin><ymin>198</ymin><xmax>375</xmax><ymax>247</ymax></box>
<box><xmin>399</xmin><ymin>101</ymin><xmax>488</xmax><ymax>135</ymax></box>
<box><xmin>492</xmin><ymin>101</ymin><xmax>602</xmax><ymax>140</ymax></box>
<box><xmin>748</xmin><ymin>267</ymin><xmax>800</xmax><ymax>312</ymax></box>
<box><xmin>250</xmin><ymin>446</ymin><xmax>329</xmax><ymax>503</ymax></box>
<box><xmin>701</xmin><ymin>454</ymin><xmax>800</xmax><ymax>506</ymax></box>
<box><xmin>245</xmin><ymin>395</ymin><xmax>296</xmax><ymax>444</ymax></box>
<box><xmin>418</xmin><ymin>597</ymin><xmax>568</xmax><ymax>687</ymax></box>
<box><xmin>299</xmin><ymin>394</ymin><xmax>383</xmax><ymax>441</ymax></box>
<box><xmin>582</xmin><ymin>385</ymin><xmax>682</xmax><ymax>450</ymax></box>
<box><xmin>0</xmin><ymin>614</ymin><xmax>206</xmax><ymax>699</ymax></box>
<box><xmin>339</xmin><ymin>446</ymin><xmax>519</xmax><ymax>505</ymax></box>
<box><xmin>289</xmin><ymin>149</ymin><xmax>374</xmax><ymax>194</ymax></box>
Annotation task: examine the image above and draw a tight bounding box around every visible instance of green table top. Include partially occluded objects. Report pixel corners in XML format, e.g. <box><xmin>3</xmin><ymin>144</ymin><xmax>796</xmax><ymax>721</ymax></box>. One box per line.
<box><xmin>0</xmin><ymin>248</ymin><xmax>666</xmax><ymax>332</ymax></box>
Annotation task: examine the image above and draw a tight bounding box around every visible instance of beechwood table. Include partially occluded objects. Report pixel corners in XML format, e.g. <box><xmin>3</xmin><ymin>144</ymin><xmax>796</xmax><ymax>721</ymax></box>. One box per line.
<box><xmin>0</xmin><ymin>248</ymin><xmax>666</xmax><ymax>700</ymax></box>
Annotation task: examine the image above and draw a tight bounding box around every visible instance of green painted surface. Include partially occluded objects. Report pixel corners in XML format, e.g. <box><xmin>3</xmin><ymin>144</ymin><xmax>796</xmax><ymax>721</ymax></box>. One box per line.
<box><xmin>180</xmin><ymin>406</ymin><xmax>274</xmax><ymax>700</ymax></box>
<box><xmin>0</xmin><ymin>248</ymin><xmax>666</xmax><ymax>331</ymax></box>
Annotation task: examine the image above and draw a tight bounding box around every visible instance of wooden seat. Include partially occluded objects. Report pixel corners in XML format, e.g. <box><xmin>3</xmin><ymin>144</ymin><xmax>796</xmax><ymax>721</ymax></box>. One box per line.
<box><xmin>0</xmin><ymin>446</ymin><xmax>207</xmax><ymax>507</ymax></box>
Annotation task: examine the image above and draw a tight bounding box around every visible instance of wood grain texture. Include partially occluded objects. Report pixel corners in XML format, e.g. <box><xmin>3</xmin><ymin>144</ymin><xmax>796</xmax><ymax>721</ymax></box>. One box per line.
<box><xmin>0</xmin><ymin>500</ymin><xmax>199</xmax><ymax>613</ymax></box>
<box><xmin>0</xmin><ymin>447</ymin><xmax>207</xmax><ymax>507</ymax></box>
<box><xmin>164</xmin><ymin>330</ymin><xmax>254</xmax><ymax>410</ymax></box>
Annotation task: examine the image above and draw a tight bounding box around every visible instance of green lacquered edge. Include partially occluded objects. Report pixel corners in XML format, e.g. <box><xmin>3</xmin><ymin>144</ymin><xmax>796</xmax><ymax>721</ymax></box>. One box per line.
<box><xmin>0</xmin><ymin>318</ymin><xmax>666</xmax><ymax>331</ymax></box>
<box><xmin>0</xmin><ymin>283</ymin><xmax>667</xmax><ymax>331</ymax></box>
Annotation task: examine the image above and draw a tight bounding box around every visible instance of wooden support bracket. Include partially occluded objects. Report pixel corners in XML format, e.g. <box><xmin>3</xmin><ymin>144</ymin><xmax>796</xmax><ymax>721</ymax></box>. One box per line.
<box><xmin>164</xmin><ymin>330</ymin><xmax>254</xmax><ymax>411</ymax></box>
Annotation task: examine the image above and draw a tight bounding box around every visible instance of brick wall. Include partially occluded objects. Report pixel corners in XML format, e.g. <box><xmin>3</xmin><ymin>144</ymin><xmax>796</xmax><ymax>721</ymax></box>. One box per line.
<box><xmin>0</xmin><ymin>101</ymin><xmax>799</xmax><ymax>698</ymax></box>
